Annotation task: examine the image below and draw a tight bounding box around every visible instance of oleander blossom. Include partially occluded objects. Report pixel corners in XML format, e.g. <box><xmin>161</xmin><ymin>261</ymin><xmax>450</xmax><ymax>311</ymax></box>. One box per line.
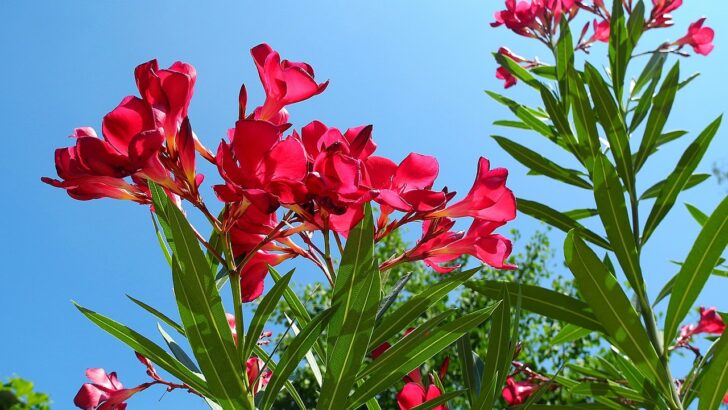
<box><xmin>44</xmin><ymin>43</ymin><xmax>516</xmax><ymax>308</ymax></box>
<box><xmin>502</xmin><ymin>377</ymin><xmax>539</xmax><ymax>406</ymax></box>
<box><xmin>674</xmin><ymin>18</ymin><xmax>715</xmax><ymax>56</ymax></box>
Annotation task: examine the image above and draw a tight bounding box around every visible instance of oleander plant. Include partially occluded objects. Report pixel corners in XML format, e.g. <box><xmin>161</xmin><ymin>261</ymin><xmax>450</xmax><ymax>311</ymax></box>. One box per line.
<box><xmin>42</xmin><ymin>1</ymin><xmax>726</xmax><ymax>409</ymax></box>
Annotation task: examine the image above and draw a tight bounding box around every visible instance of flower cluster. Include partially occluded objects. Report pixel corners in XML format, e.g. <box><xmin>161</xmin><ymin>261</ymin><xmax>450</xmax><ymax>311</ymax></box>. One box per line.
<box><xmin>490</xmin><ymin>0</ymin><xmax>714</xmax><ymax>88</ymax></box>
<box><xmin>44</xmin><ymin>44</ymin><xmax>517</xmax><ymax>303</ymax></box>
<box><xmin>675</xmin><ymin>306</ymin><xmax>726</xmax><ymax>349</ymax></box>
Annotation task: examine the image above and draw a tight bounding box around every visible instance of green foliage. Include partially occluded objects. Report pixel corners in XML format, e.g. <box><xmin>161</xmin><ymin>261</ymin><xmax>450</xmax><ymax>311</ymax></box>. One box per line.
<box><xmin>0</xmin><ymin>377</ymin><xmax>50</xmax><ymax>410</ymax></box>
<box><xmin>271</xmin><ymin>228</ymin><xmax>605</xmax><ymax>409</ymax></box>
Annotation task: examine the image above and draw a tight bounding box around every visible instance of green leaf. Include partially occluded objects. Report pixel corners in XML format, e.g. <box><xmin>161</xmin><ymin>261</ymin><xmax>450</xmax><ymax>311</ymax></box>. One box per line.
<box><xmin>634</xmin><ymin>62</ymin><xmax>680</xmax><ymax>172</ymax></box>
<box><xmin>348</xmin><ymin>305</ymin><xmax>500</xmax><ymax>409</ymax></box>
<box><xmin>632</xmin><ymin>52</ymin><xmax>667</xmax><ymax>97</ymax></box>
<box><xmin>663</xmin><ymin>196</ymin><xmax>728</xmax><ymax>345</ymax></box>
<box><xmin>494</xmin><ymin>52</ymin><xmax>542</xmax><ymax>89</ymax></box>
<box><xmin>540</xmin><ymin>87</ymin><xmax>582</xmax><ymax>161</ymax></box>
<box><xmin>626</xmin><ymin>1</ymin><xmax>646</xmax><ymax>50</ymax></box>
<box><xmin>494</xmin><ymin>120</ymin><xmax>531</xmax><ymax>130</ymax></box>
<box><xmin>243</xmin><ymin>269</ymin><xmax>294</xmax><ymax>364</ymax></box>
<box><xmin>517</xmin><ymin>198</ymin><xmax>611</xmax><ymax>250</ymax></box>
<box><xmin>552</xmin><ymin>324</ymin><xmax>592</xmax><ymax>345</ymax></box>
<box><xmin>73</xmin><ymin>303</ymin><xmax>212</xmax><ymax>398</ymax></box>
<box><xmin>157</xmin><ymin>323</ymin><xmax>201</xmax><ymax>373</ymax></box>
<box><xmin>608</xmin><ymin>0</ymin><xmax>631</xmax><ymax>101</ymax></box>
<box><xmin>555</xmin><ymin>20</ymin><xmax>574</xmax><ymax>109</ymax></box>
<box><xmin>127</xmin><ymin>294</ymin><xmax>185</xmax><ymax>336</ymax></box>
<box><xmin>486</xmin><ymin>91</ymin><xmax>556</xmax><ymax>140</ymax></box>
<box><xmin>466</xmin><ymin>281</ymin><xmax>603</xmax><ymax>331</ymax></box>
<box><xmin>531</xmin><ymin>65</ymin><xmax>557</xmax><ymax>80</ymax></box>
<box><xmin>563</xmin><ymin>231</ymin><xmax>673</xmax><ymax>400</ymax></box>
<box><xmin>697</xmin><ymin>330</ymin><xmax>728</xmax><ymax>410</ymax></box>
<box><xmin>642</xmin><ymin>115</ymin><xmax>723</xmax><ymax>243</ymax></box>
<box><xmin>571</xmin><ymin>382</ymin><xmax>645</xmax><ymax>402</ymax></box>
<box><xmin>584</xmin><ymin>63</ymin><xmax>635</xmax><ymax>195</ymax></box>
<box><xmin>473</xmin><ymin>289</ymin><xmax>510</xmax><ymax>409</ymax></box>
<box><xmin>655</xmin><ymin>130</ymin><xmax>688</xmax><ymax>148</ymax></box>
<box><xmin>592</xmin><ymin>154</ymin><xmax>644</xmax><ymax>294</ymax></box>
<box><xmin>258</xmin><ymin>308</ymin><xmax>335</xmax><ymax>410</ymax></box>
<box><xmin>568</xmin><ymin>67</ymin><xmax>600</xmax><ymax>163</ymax></box>
<box><xmin>410</xmin><ymin>390</ymin><xmax>467</xmax><ymax>410</ymax></box>
<box><xmin>609</xmin><ymin>347</ymin><xmax>660</xmax><ymax>403</ymax></box>
<box><xmin>317</xmin><ymin>205</ymin><xmax>381</xmax><ymax>410</ymax></box>
<box><xmin>493</xmin><ymin>136</ymin><xmax>591</xmax><ymax>189</ymax></box>
<box><xmin>639</xmin><ymin>173</ymin><xmax>710</xmax><ymax>200</ymax></box>
<box><xmin>376</xmin><ymin>272</ymin><xmax>412</xmax><ymax>323</ymax></box>
<box><xmin>456</xmin><ymin>335</ymin><xmax>479</xmax><ymax>404</ymax></box>
<box><xmin>685</xmin><ymin>203</ymin><xmax>709</xmax><ymax>226</ymax></box>
<box><xmin>149</xmin><ymin>183</ymin><xmax>248</xmax><ymax>409</ymax></box>
<box><xmin>370</xmin><ymin>267</ymin><xmax>479</xmax><ymax>348</ymax></box>
<box><xmin>563</xmin><ymin>208</ymin><xmax>598</xmax><ymax>220</ymax></box>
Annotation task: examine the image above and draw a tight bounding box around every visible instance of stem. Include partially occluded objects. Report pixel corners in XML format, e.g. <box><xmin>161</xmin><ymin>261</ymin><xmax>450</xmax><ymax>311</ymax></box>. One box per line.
<box><xmin>322</xmin><ymin>229</ymin><xmax>337</xmax><ymax>283</ymax></box>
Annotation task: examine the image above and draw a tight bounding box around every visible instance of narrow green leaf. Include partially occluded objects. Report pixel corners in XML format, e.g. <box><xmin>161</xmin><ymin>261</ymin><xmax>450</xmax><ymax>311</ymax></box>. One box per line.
<box><xmin>317</xmin><ymin>205</ymin><xmax>381</xmax><ymax>410</ymax></box>
<box><xmin>473</xmin><ymin>289</ymin><xmax>510</xmax><ymax>409</ymax></box>
<box><xmin>568</xmin><ymin>67</ymin><xmax>600</xmax><ymax>163</ymax></box>
<box><xmin>556</xmin><ymin>20</ymin><xmax>574</xmax><ymax>108</ymax></box>
<box><xmin>348</xmin><ymin>305</ymin><xmax>500</xmax><ymax>409</ymax></box>
<box><xmin>486</xmin><ymin>91</ymin><xmax>556</xmax><ymax>140</ymax></box>
<box><xmin>632</xmin><ymin>52</ymin><xmax>667</xmax><ymax>97</ymax></box>
<box><xmin>629</xmin><ymin>76</ymin><xmax>660</xmax><ymax>133</ymax></box>
<box><xmin>634</xmin><ymin>62</ymin><xmax>680</xmax><ymax>172</ymax></box>
<box><xmin>258</xmin><ymin>309</ymin><xmax>335</xmax><ymax>410</ymax></box>
<box><xmin>243</xmin><ymin>269</ymin><xmax>294</xmax><ymax>363</ymax></box>
<box><xmin>685</xmin><ymin>203</ymin><xmax>709</xmax><ymax>226</ymax></box>
<box><xmin>494</xmin><ymin>52</ymin><xmax>542</xmax><ymax>89</ymax></box>
<box><xmin>531</xmin><ymin>65</ymin><xmax>557</xmax><ymax>80</ymax></box>
<box><xmin>370</xmin><ymin>267</ymin><xmax>479</xmax><ymax>348</ymax></box>
<box><xmin>517</xmin><ymin>198</ymin><xmax>611</xmax><ymax>250</ymax></box>
<box><xmin>664</xmin><ymin>196</ymin><xmax>728</xmax><ymax>345</ymax></box>
<box><xmin>376</xmin><ymin>272</ymin><xmax>412</xmax><ymax>323</ymax></box>
<box><xmin>494</xmin><ymin>120</ymin><xmax>531</xmax><ymax>130</ymax></box>
<box><xmin>697</xmin><ymin>330</ymin><xmax>728</xmax><ymax>410</ymax></box>
<box><xmin>642</xmin><ymin>115</ymin><xmax>723</xmax><ymax>243</ymax></box>
<box><xmin>655</xmin><ymin>130</ymin><xmax>688</xmax><ymax>148</ymax></box>
<box><xmin>149</xmin><ymin>183</ymin><xmax>248</xmax><ymax>409</ymax></box>
<box><xmin>493</xmin><ymin>136</ymin><xmax>591</xmax><ymax>189</ymax></box>
<box><xmin>571</xmin><ymin>382</ymin><xmax>645</xmax><ymax>402</ymax></box>
<box><xmin>563</xmin><ymin>208</ymin><xmax>599</xmax><ymax>220</ymax></box>
<box><xmin>592</xmin><ymin>154</ymin><xmax>644</xmax><ymax>294</ymax></box>
<box><xmin>157</xmin><ymin>323</ymin><xmax>200</xmax><ymax>373</ymax></box>
<box><xmin>466</xmin><ymin>281</ymin><xmax>603</xmax><ymax>331</ymax></box>
<box><xmin>639</xmin><ymin>173</ymin><xmax>710</xmax><ymax>200</ymax></box>
<box><xmin>552</xmin><ymin>324</ymin><xmax>592</xmax><ymax>345</ymax></box>
<box><xmin>585</xmin><ymin>63</ymin><xmax>635</xmax><ymax>195</ymax></box>
<box><xmin>456</xmin><ymin>335</ymin><xmax>479</xmax><ymax>404</ymax></box>
<box><xmin>564</xmin><ymin>231</ymin><xmax>673</xmax><ymax>400</ymax></box>
<box><xmin>626</xmin><ymin>1</ymin><xmax>646</xmax><ymax>50</ymax></box>
<box><xmin>540</xmin><ymin>87</ymin><xmax>582</xmax><ymax>161</ymax></box>
<box><xmin>609</xmin><ymin>347</ymin><xmax>660</xmax><ymax>403</ymax></box>
<box><xmin>73</xmin><ymin>303</ymin><xmax>211</xmax><ymax>398</ymax></box>
<box><xmin>127</xmin><ymin>294</ymin><xmax>185</xmax><ymax>336</ymax></box>
<box><xmin>609</xmin><ymin>0</ymin><xmax>631</xmax><ymax>100</ymax></box>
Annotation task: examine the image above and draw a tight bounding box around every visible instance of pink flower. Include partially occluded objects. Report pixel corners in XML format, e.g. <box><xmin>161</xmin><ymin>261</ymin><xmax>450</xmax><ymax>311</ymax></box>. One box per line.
<box><xmin>694</xmin><ymin>307</ymin><xmax>726</xmax><ymax>334</ymax></box>
<box><xmin>251</xmin><ymin>43</ymin><xmax>329</xmax><ymax>122</ymax></box>
<box><xmin>491</xmin><ymin>0</ymin><xmax>541</xmax><ymax>37</ymax></box>
<box><xmin>397</xmin><ymin>382</ymin><xmax>445</xmax><ymax>410</ymax></box>
<box><xmin>214</xmin><ymin>119</ymin><xmax>308</xmax><ymax>213</ymax></box>
<box><xmin>74</xmin><ymin>369</ymin><xmax>145</xmax><ymax>410</ymax></box>
<box><xmin>432</xmin><ymin>157</ymin><xmax>516</xmax><ymax>223</ymax></box>
<box><xmin>590</xmin><ymin>19</ymin><xmax>610</xmax><ymax>43</ymax></box>
<box><xmin>502</xmin><ymin>377</ymin><xmax>539</xmax><ymax>406</ymax></box>
<box><xmin>408</xmin><ymin>218</ymin><xmax>517</xmax><ymax>272</ymax></box>
<box><xmin>649</xmin><ymin>0</ymin><xmax>682</xmax><ymax>27</ymax></box>
<box><xmin>675</xmin><ymin>18</ymin><xmax>715</xmax><ymax>56</ymax></box>
<box><xmin>365</xmin><ymin>153</ymin><xmax>447</xmax><ymax>214</ymax></box>
<box><xmin>246</xmin><ymin>357</ymin><xmax>272</xmax><ymax>395</ymax></box>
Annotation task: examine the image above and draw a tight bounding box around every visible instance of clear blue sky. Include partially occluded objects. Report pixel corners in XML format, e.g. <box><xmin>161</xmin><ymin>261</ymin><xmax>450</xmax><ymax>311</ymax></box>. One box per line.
<box><xmin>1</xmin><ymin>1</ymin><xmax>726</xmax><ymax>408</ymax></box>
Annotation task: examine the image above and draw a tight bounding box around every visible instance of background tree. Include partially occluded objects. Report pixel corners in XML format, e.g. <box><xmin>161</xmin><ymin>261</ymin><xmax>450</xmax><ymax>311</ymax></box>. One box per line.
<box><xmin>0</xmin><ymin>377</ymin><xmax>51</xmax><ymax>410</ymax></box>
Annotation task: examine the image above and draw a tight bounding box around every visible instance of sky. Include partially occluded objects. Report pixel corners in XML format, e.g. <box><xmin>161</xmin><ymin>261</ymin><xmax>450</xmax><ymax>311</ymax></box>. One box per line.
<box><xmin>1</xmin><ymin>0</ymin><xmax>726</xmax><ymax>408</ymax></box>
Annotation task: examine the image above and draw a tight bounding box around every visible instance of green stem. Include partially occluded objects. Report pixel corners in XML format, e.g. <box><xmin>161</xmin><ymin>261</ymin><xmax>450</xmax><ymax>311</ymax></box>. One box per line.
<box><xmin>322</xmin><ymin>229</ymin><xmax>337</xmax><ymax>283</ymax></box>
